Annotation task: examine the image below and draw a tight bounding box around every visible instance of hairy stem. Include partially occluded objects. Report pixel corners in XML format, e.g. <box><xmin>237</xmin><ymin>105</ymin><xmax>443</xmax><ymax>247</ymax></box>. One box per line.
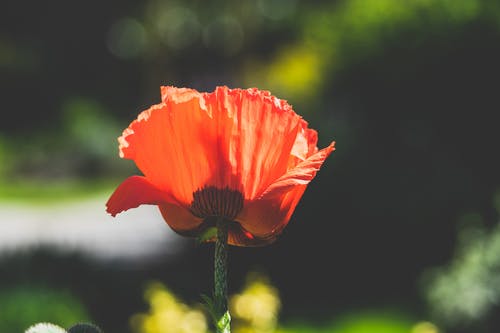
<box><xmin>214</xmin><ymin>217</ymin><xmax>230</xmax><ymax>332</ymax></box>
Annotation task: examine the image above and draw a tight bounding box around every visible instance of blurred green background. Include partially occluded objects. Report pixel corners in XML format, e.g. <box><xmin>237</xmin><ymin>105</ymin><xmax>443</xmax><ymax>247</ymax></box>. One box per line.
<box><xmin>1</xmin><ymin>0</ymin><xmax>500</xmax><ymax>332</ymax></box>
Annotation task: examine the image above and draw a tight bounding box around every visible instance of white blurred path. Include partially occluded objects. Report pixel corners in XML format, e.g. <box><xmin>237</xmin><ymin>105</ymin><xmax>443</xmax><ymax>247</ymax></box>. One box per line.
<box><xmin>0</xmin><ymin>196</ymin><xmax>188</xmax><ymax>264</ymax></box>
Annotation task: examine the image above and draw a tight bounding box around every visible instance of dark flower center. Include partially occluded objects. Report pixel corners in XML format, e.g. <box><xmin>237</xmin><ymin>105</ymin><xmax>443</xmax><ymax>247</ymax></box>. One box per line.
<box><xmin>190</xmin><ymin>186</ymin><xmax>244</xmax><ymax>220</ymax></box>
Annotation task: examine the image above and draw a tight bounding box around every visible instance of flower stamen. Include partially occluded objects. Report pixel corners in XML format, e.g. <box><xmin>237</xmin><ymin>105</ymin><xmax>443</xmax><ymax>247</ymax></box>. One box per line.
<box><xmin>190</xmin><ymin>186</ymin><xmax>244</xmax><ymax>221</ymax></box>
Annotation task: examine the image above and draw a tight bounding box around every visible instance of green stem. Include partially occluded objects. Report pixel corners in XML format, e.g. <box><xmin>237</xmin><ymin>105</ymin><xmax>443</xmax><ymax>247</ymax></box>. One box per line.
<box><xmin>214</xmin><ymin>217</ymin><xmax>231</xmax><ymax>333</ymax></box>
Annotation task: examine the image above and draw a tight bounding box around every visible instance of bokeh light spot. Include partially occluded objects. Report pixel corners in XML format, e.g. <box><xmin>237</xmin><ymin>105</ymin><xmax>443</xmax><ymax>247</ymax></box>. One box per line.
<box><xmin>155</xmin><ymin>6</ymin><xmax>201</xmax><ymax>50</ymax></box>
<box><xmin>257</xmin><ymin>0</ymin><xmax>298</xmax><ymax>21</ymax></box>
<box><xmin>107</xmin><ymin>18</ymin><xmax>148</xmax><ymax>59</ymax></box>
<box><xmin>203</xmin><ymin>16</ymin><xmax>244</xmax><ymax>56</ymax></box>
<box><xmin>411</xmin><ymin>321</ymin><xmax>440</xmax><ymax>333</ymax></box>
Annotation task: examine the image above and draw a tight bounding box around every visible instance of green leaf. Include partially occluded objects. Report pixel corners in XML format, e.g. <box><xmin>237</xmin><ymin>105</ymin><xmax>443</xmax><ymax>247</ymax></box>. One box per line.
<box><xmin>200</xmin><ymin>293</ymin><xmax>218</xmax><ymax>324</ymax></box>
<box><xmin>197</xmin><ymin>227</ymin><xmax>217</xmax><ymax>243</ymax></box>
<box><xmin>200</xmin><ymin>295</ymin><xmax>231</xmax><ymax>332</ymax></box>
<box><xmin>216</xmin><ymin>311</ymin><xmax>231</xmax><ymax>333</ymax></box>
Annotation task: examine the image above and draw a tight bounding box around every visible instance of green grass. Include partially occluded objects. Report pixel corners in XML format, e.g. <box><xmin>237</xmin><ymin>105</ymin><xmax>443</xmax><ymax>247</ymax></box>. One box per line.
<box><xmin>279</xmin><ymin>310</ymin><xmax>415</xmax><ymax>333</ymax></box>
<box><xmin>0</xmin><ymin>178</ymin><xmax>118</xmax><ymax>204</ymax></box>
<box><xmin>0</xmin><ymin>286</ymin><xmax>91</xmax><ymax>332</ymax></box>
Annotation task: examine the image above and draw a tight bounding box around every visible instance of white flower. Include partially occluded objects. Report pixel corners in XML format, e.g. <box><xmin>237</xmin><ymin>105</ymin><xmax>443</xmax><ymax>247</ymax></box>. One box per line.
<box><xmin>25</xmin><ymin>323</ymin><xmax>67</xmax><ymax>333</ymax></box>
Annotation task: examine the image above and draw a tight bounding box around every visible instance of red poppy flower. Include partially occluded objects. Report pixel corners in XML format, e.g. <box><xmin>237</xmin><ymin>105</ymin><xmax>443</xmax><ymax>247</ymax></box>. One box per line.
<box><xmin>106</xmin><ymin>86</ymin><xmax>335</xmax><ymax>246</ymax></box>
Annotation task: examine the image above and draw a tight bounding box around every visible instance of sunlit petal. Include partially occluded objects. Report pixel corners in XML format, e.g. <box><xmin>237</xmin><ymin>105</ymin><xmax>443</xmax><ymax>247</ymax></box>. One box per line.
<box><xmin>106</xmin><ymin>176</ymin><xmax>175</xmax><ymax>217</ymax></box>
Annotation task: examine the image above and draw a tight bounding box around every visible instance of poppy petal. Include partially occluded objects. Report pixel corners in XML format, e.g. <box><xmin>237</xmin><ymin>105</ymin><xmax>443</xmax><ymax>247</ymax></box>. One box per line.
<box><xmin>235</xmin><ymin>185</ymin><xmax>307</xmax><ymax>240</ymax></box>
<box><xmin>289</xmin><ymin>123</ymin><xmax>319</xmax><ymax>166</ymax></box>
<box><xmin>227</xmin><ymin>221</ymin><xmax>282</xmax><ymax>247</ymax></box>
<box><xmin>205</xmin><ymin>87</ymin><xmax>304</xmax><ymax>199</ymax></box>
<box><xmin>235</xmin><ymin>141</ymin><xmax>334</xmax><ymax>238</ymax></box>
<box><xmin>261</xmin><ymin>141</ymin><xmax>335</xmax><ymax>198</ymax></box>
<box><xmin>158</xmin><ymin>204</ymin><xmax>204</xmax><ymax>235</ymax></box>
<box><xmin>118</xmin><ymin>86</ymin><xmax>311</xmax><ymax>205</ymax></box>
<box><xmin>106</xmin><ymin>175</ymin><xmax>175</xmax><ymax>217</ymax></box>
<box><xmin>118</xmin><ymin>89</ymin><xmax>219</xmax><ymax>205</ymax></box>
